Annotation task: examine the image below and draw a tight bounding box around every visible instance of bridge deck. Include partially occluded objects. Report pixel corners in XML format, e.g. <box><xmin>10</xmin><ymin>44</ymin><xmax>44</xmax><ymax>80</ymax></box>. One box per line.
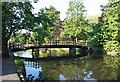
<box><xmin>26</xmin><ymin>45</ymin><xmax>88</xmax><ymax>48</ymax></box>
<box><xmin>11</xmin><ymin>45</ymin><xmax>89</xmax><ymax>52</ymax></box>
<box><xmin>8</xmin><ymin>40</ymin><xmax>91</xmax><ymax>51</ymax></box>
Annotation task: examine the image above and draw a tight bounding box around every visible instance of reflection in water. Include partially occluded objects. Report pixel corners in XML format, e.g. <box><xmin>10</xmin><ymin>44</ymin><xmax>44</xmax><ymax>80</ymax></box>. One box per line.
<box><xmin>60</xmin><ymin>74</ymin><xmax>67</xmax><ymax>80</ymax></box>
<box><xmin>24</xmin><ymin>61</ymin><xmax>42</xmax><ymax>80</ymax></box>
<box><xmin>24</xmin><ymin>61</ymin><xmax>47</xmax><ymax>81</ymax></box>
<box><xmin>39</xmin><ymin>48</ymin><xmax>69</xmax><ymax>57</ymax></box>
<box><xmin>14</xmin><ymin>50</ymin><xmax>119</xmax><ymax>81</ymax></box>
<box><xmin>14</xmin><ymin>48</ymin><xmax>69</xmax><ymax>58</ymax></box>
<box><xmin>83</xmin><ymin>71</ymin><xmax>96</xmax><ymax>80</ymax></box>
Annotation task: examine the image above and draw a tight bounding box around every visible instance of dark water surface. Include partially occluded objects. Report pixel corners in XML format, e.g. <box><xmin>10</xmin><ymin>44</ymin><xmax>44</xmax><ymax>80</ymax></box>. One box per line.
<box><xmin>14</xmin><ymin>50</ymin><xmax>119</xmax><ymax>81</ymax></box>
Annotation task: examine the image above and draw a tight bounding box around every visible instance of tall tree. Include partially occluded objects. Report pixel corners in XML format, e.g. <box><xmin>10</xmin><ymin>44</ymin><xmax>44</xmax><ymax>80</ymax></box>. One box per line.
<box><xmin>89</xmin><ymin>0</ymin><xmax>120</xmax><ymax>54</ymax></box>
<box><xmin>2</xmin><ymin>2</ymin><xmax>36</xmax><ymax>57</ymax></box>
<box><xmin>61</xmin><ymin>0</ymin><xmax>89</xmax><ymax>42</ymax></box>
<box><xmin>45</xmin><ymin>6</ymin><xmax>60</xmax><ymax>40</ymax></box>
<box><xmin>34</xmin><ymin>6</ymin><xmax>60</xmax><ymax>42</ymax></box>
<box><xmin>102</xmin><ymin>0</ymin><xmax>120</xmax><ymax>54</ymax></box>
<box><xmin>89</xmin><ymin>22</ymin><xmax>104</xmax><ymax>54</ymax></box>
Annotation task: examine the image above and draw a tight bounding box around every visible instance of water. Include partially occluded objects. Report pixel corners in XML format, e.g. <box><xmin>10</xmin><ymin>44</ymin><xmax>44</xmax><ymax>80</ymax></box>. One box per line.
<box><xmin>14</xmin><ymin>48</ymin><xmax>69</xmax><ymax>58</ymax></box>
<box><xmin>14</xmin><ymin>50</ymin><xmax>32</xmax><ymax>58</ymax></box>
<box><xmin>14</xmin><ymin>50</ymin><xmax>119</xmax><ymax>81</ymax></box>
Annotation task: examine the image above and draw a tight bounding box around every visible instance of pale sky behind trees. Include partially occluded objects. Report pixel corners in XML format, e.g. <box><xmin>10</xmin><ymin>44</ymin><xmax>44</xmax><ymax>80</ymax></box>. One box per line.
<box><xmin>31</xmin><ymin>0</ymin><xmax>108</xmax><ymax>20</ymax></box>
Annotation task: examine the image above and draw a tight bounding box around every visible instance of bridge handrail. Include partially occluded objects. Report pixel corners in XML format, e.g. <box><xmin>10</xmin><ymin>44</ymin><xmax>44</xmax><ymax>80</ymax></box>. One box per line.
<box><xmin>8</xmin><ymin>40</ymin><xmax>88</xmax><ymax>49</ymax></box>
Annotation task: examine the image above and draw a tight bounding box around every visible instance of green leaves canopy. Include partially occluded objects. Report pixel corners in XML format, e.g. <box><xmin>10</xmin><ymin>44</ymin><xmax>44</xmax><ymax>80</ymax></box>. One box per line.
<box><xmin>61</xmin><ymin>0</ymin><xmax>89</xmax><ymax>41</ymax></box>
<box><xmin>2</xmin><ymin>2</ymin><xmax>36</xmax><ymax>41</ymax></box>
<box><xmin>2</xmin><ymin>2</ymin><xmax>36</xmax><ymax>57</ymax></box>
<box><xmin>34</xmin><ymin>6</ymin><xmax>60</xmax><ymax>41</ymax></box>
<box><xmin>102</xmin><ymin>1</ymin><xmax>120</xmax><ymax>53</ymax></box>
<box><xmin>89</xmin><ymin>0</ymin><xmax>120</xmax><ymax>54</ymax></box>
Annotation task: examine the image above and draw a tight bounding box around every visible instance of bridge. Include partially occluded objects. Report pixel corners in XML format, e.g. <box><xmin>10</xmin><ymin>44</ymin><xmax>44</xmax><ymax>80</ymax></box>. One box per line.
<box><xmin>8</xmin><ymin>40</ymin><xmax>92</xmax><ymax>57</ymax></box>
<box><xmin>8</xmin><ymin>40</ymin><xmax>89</xmax><ymax>49</ymax></box>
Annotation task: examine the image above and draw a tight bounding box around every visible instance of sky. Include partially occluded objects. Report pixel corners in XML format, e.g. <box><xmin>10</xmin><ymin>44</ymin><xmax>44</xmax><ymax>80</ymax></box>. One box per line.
<box><xmin>31</xmin><ymin>0</ymin><xmax>108</xmax><ymax>21</ymax></box>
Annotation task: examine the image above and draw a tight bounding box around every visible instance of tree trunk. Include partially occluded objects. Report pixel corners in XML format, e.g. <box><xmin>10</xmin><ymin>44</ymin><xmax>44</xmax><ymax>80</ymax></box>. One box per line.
<box><xmin>2</xmin><ymin>39</ymin><xmax>9</xmax><ymax>58</ymax></box>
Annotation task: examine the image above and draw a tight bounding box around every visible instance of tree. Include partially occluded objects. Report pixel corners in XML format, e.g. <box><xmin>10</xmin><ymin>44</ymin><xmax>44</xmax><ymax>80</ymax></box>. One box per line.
<box><xmin>2</xmin><ymin>2</ymin><xmax>36</xmax><ymax>57</ymax></box>
<box><xmin>89</xmin><ymin>0</ymin><xmax>120</xmax><ymax>55</ymax></box>
<box><xmin>102</xmin><ymin>0</ymin><xmax>120</xmax><ymax>54</ymax></box>
<box><xmin>34</xmin><ymin>6</ymin><xmax>60</xmax><ymax>42</ymax></box>
<box><xmin>11</xmin><ymin>33</ymin><xmax>26</xmax><ymax>43</ymax></box>
<box><xmin>61</xmin><ymin>0</ymin><xmax>89</xmax><ymax>42</ymax></box>
<box><xmin>45</xmin><ymin>6</ymin><xmax>60</xmax><ymax>40</ymax></box>
<box><xmin>9</xmin><ymin>5</ymin><xmax>60</xmax><ymax>48</ymax></box>
<box><xmin>89</xmin><ymin>22</ymin><xmax>104</xmax><ymax>54</ymax></box>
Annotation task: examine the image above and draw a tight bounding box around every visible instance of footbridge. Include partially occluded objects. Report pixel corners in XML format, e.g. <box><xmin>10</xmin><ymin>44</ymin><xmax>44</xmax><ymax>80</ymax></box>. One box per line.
<box><xmin>8</xmin><ymin>40</ymin><xmax>92</xmax><ymax>57</ymax></box>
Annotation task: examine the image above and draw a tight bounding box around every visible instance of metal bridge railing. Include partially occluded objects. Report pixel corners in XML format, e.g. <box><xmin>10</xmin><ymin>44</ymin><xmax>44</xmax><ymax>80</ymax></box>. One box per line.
<box><xmin>8</xmin><ymin>40</ymin><xmax>88</xmax><ymax>49</ymax></box>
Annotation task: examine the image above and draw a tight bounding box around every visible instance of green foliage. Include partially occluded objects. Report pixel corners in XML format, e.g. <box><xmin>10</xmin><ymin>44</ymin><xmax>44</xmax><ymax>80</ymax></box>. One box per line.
<box><xmin>11</xmin><ymin>33</ymin><xmax>25</xmax><ymax>42</ymax></box>
<box><xmin>2</xmin><ymin>2</ymin><xmax>36</xmax><ymax>41</ymax></box>
<box><xmin>14</xmin><ymin>59</ymin><xmax>24</xmax><ymax>71</ymax></box>
<box><xmin>89</xmin><ymin>22</ymin><xmax>104</xmax><ymax>54</ymax></box>
<box><xmin>102</xmin><ymin>1</ymin><xmax>120</xmax><ymax>53</ymax></box>
<box><xmin>14</xmin><ymin>59</ymin><xmax>26</xmax><ymax>76</ymax></box>
<box><xmin>104</xmin><ymin>41</ymin><xmax>119</xmax><ymax>53</ymax></box>
<box><xmin>89</xmin><ymin>1</ymin><xmax>120</xmax><ymax>54</ymax></box>
<box><xmin>46</xmin><ymin>6</ymin><xmax>60</xmax><ymax>39</ymax></box>
<box><xmin>33</xmin><ymin>6</ymin><xmax>60</xmax><ymax>42</ymax></box>
<box><xmin>39</xmin><ymin>48</ymin><xmax>69</xmax><ymax>57</ymax></box>
<box><xmin>45</xmin><ymin>6</ymin><xmax>60</xmax><ymax>26</ymax></box>
<box><xmin>61</xmin><ymin>0</ymin><xmax>90</xmax><ymax>41</ymax></box>
<box><xmin>2</xmin><ymin>2</ymin><xmax>36</xmax><ymax>57</ymax></box>
<box><xmin>76</xmin><ymin>48</ymin><xmax>81</xmax><ymax>54</ymax></box>
<box><xmin>10</xmin><ymin>6</ymin><xmax>60</xmax><ymax>44</ymax></box>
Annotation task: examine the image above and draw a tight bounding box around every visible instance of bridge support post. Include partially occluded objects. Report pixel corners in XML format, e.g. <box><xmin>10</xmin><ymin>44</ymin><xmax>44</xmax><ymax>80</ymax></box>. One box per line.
<box><xmin>69</xmin><ymin>47</ymin><xmax>76</xmax><ymax>56</ymax></box>
<box><xmin>32</xmin><ymin>48</ymin><xmax>39</xmax><ymax>58</ymax></box>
